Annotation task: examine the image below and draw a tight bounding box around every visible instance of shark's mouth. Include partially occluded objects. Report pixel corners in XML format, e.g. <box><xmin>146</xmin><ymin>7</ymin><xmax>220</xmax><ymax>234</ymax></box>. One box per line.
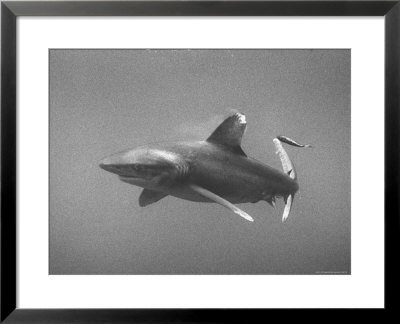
<box><xmin>118</xmin><ymin>164</ymin><xmax>170</xmax><ymax>182</ymax></box>
<box><xmin>119</xmin><ymin>174</ymin><xmax>147</xmax><ymax>181</ymax></box>
<box><xmin>119</xmin><ymin>171</ymin><xmax>156</xmax><ymax>182</ymax></box>
<box><xmin>101</xmin><ymin>159</ymin><xmax>180</xmax><ymax>185</ymax></box>
<box><xmin>119</xmin><ymin>174</ymin><xmax>140</xmax><ymax>179</ymax></box>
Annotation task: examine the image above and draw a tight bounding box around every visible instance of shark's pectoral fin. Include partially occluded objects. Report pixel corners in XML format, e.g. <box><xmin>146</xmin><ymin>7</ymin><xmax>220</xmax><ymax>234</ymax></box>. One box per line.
<box><xmin>282</xmin><ymin>194</ymin><xmax>294</xmax><ymax>222</ymax></box>
<box><xmin>189</xmin><ymin>184</ymin><xmax>254</xmax><ymax>222</ymax></box>
<box><xmin>139</xmin><ymin>189</ymin><xmax>168</xmax><ymax>207</ymax></box>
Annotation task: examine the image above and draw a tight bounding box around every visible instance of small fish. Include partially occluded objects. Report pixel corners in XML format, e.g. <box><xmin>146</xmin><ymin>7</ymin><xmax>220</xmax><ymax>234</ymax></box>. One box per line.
<box><xmin>277</xmin><ymin>135</ymin><xmax>312</xmax><ymax>148</ymax></box>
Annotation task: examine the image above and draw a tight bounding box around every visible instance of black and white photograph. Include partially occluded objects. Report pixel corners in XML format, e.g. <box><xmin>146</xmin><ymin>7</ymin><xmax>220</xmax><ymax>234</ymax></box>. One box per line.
<box><xmin>49</xmin><ymin>49</ymin><xmax>350</xmax><ymax>275</ymax></box>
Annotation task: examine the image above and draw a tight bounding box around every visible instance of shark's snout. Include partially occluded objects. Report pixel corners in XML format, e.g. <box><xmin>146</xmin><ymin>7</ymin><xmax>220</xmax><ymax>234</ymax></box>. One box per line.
<box><xmin>99</xmin><ymin>154</ymin><xmax>127</xmax><ymax>175</ymax></box>
<box><xmin>100</xmin><ymin>147</ymin><xmax>186</xmax><ymax>191</ymax></box>
<box><xmin>99</xmin><ymin>159</ymin><xmax>118</xmax><ymax>174</ymax></box>
<box><xmin>99</xmin><ymin>161</ymin><xmax>108</xmax><ymax>171</ymax></box>
<box><xmin>99</xmin><ymin>157</ymin><xmax>109</xmax><ymax>170</ymax></box>
<box><xmin>99</xmin><ymin>148</ymin><xmax>170</xmax><ymax>178</ymax></box>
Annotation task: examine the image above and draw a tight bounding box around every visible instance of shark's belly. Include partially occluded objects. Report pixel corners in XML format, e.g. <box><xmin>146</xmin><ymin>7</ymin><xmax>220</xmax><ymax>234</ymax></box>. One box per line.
<box><xmin>170</xmin><ymin>158</ymin><xmax>292</xmax><ymax>204</ymax></box>
<box><xmin>166</xmin><ymin>186</ymin><xmax>256</xmax><ymax>204</ymax></box>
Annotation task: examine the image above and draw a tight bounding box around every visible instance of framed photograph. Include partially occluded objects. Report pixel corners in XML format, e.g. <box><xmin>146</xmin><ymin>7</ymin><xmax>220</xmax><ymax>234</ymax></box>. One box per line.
<box><xmin>1</xmin><ymin>0</ymin><xmax>399</xmax><ymax>322</ymax></box>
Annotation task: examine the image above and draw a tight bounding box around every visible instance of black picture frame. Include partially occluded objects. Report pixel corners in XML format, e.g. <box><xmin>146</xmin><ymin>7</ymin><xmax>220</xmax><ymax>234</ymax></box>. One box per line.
<box><xmin>1</xmin><ymin>0</ymin><xmax>399</xmax><ymax>322</ymax></box>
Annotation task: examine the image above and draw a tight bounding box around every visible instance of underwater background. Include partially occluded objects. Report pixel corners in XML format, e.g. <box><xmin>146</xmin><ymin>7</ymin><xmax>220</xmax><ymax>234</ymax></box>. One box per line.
<box><xmin>49</xmin><ymin>49</ymin><xmax>350</xmax><ymax>274</ymax></box>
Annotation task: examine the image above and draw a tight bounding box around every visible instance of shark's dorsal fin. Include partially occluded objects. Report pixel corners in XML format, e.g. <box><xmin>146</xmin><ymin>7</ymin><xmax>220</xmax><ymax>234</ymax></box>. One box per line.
<box><xmin>139</xmin><ymin>189</ymin><xmax>168</xmax><ymax>207</ymax></box>
<box><xmin>206</xmin><ymin>113</ymin><xmax>247</xmax><ymax>156</ymax></box>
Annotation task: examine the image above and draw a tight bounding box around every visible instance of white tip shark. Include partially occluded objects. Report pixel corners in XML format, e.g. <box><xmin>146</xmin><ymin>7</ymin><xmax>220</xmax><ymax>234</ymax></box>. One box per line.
<box><xmin>99</xmin><ymin>113</ymin><xmax>311</xmax><ymax>222</ymax></box>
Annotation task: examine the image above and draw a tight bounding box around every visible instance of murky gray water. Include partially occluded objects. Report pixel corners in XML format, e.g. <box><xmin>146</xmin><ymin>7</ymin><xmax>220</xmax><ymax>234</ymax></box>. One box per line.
<box><xmin>50</xmin><ymin>49</ymin><xmax>350</xmax><ymax>274</ymax></box>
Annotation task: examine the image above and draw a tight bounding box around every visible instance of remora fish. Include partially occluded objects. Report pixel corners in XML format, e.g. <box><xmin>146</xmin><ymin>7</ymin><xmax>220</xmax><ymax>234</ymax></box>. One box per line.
<box><xmin>99</xmin><ymin>113</ymin><xmax>311</xmax><ymax>222</ymax></box>
<box><xmin>277</xmin><ymin>135</ymin><xmax>312</xmax><ymax>148</ymax></box>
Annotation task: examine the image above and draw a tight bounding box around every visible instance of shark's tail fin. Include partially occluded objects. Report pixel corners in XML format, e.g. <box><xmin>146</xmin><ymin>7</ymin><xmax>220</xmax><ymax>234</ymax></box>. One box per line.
<box><xmin>273</xmin><ymin>136</ymin><xmax>312</xmax><ymax>222</ymax></box>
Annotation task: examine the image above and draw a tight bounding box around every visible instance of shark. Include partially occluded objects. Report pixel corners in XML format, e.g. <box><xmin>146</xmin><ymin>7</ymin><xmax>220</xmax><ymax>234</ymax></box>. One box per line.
<box><xmin>99</xmin><ymin>113</ymin><xmax>311</xmax><ymax>222</ymax></box>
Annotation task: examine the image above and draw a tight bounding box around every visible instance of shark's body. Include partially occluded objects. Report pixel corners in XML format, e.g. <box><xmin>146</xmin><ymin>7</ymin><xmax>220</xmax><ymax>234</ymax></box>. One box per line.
<box><xmin>100</xmin><ymin>113</ymin><xmax>309</xmax><ymax>222</ymax></box>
